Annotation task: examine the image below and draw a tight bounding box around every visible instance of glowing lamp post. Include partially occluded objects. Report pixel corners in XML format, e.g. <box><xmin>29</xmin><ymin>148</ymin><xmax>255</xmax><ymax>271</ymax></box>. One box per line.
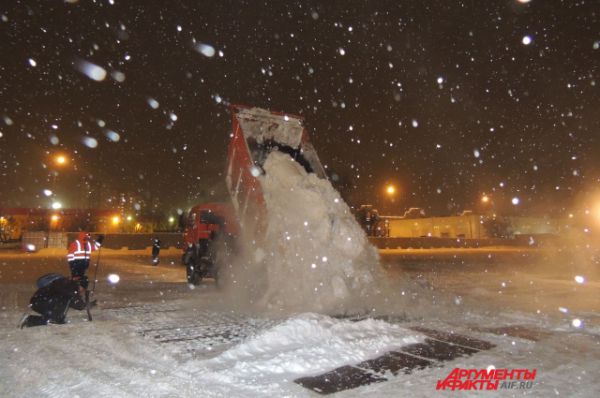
<box><xmin>479</xmin><ymin>194</ymin><xmax>494</xmax><ymax>215</ymax></box>
<box><xmin>110</xmin><ymin>215</ymin><xmax>121</xmax><ymax>232</ymax></box>
<box><xmin>382</xmin><ymin>183</ymin><xmax>398</xmax><ymax>215</ymax></box>
<box><xmin>50</xmin><ymin>153</ymin><xmax>69</xmax><ymax>199</ymax></box>
<box><xmin>54</xmin><ymin>155</ymin><xmax>67</xmax><ymax>166</ymax></box>
<box><xmin>50</xmin><ymin>214</ymin><xmax>60</xmax><ymax>230</ymax></box>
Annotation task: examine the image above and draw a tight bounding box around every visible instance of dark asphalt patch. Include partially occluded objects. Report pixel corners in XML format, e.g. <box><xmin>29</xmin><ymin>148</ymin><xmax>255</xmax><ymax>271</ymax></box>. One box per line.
<box><xmin>356</xmin><ymin>351</ymin><xmax>432</xmax><ymax>375</ymax></box>
<box><xmin>295</xmin><ymin>365</ymin><xmax>387</xmax><ymax>395</ymax></box>
<box><xmin>294</xmin><ymin>327</ymin><xmax>494</xmax><ymax>395</ymax></box>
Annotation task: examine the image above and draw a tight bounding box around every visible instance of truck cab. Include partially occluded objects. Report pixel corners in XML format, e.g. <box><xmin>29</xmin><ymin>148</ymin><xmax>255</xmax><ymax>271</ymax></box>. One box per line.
<box><xmin>182</xmin><ymin>203</ymin><xmax>239</xmax><ymax>285</ymax></box>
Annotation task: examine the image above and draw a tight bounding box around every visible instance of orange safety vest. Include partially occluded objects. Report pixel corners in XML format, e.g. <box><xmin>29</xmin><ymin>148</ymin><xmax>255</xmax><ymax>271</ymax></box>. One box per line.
<box><xmin>67</xmin><ymin>239</ymin><xmax>100</xmax><ymax>262</ymax></box>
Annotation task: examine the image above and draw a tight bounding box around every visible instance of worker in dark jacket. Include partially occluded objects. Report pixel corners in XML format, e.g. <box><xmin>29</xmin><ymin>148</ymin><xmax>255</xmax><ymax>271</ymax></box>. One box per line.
<box><xmin>151</xmin><ymin>238</ymin><xmax>161</xmax><ymax>265</ymax></box>
<box><xmin>19</xmin><ymin>274</ymin><xmax>86</xmax><ymax>328</ymax></box>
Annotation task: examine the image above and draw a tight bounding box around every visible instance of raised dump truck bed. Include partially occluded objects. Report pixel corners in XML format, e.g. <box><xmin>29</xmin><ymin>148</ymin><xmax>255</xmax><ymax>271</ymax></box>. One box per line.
<box><xmin>225</xmin><ymin>105</ymin><xmax>327</xmax><ymax>237</ymax></box>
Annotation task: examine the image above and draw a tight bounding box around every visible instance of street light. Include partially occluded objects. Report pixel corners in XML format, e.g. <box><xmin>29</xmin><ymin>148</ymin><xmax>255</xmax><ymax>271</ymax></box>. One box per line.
<box><xmin>384</xmin><ymin>183</ymin><xmax>398</xmax><ymax>201</ymax></box>
<box><xmin>382</xmin><ymin>183</ymin><xmax>399</xmax><ymax>215</ymax></box>
<box><xmin>479</xmin><ymin>194</ymin><xmax>494</xmax><ymax>216</ymax></box>
<box><xmin>55</xmin><ymin>155</ymin><xmax>67</xmax><ymax>166</ymax></box>
<box><xmin>49</xmin><ymin>153</ymin><xmax>70</xmax><ymax>202</ymax></box>
<box><xmin>50</xmin><ymin>214</ymin><xmax>60</xmax><ymax>230</ymax></box>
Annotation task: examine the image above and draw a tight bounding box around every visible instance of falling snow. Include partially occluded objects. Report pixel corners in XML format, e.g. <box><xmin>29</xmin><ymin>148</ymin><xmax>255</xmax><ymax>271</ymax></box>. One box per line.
<box><xmin>0</xmin><ymin>3</ymin><xmax>599</xmax><ymax>394</ymax></box>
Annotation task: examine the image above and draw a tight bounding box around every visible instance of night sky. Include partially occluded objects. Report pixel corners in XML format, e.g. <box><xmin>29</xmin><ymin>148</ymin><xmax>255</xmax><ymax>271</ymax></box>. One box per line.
<box><xmin>1</xmin><ymin>0</ymin><xmax>598</xmax><ymax>217</ymax></box>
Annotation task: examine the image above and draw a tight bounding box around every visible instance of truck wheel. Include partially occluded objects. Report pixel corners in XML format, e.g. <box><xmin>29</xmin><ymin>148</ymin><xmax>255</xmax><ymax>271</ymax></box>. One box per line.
<box><xmin>186</xmin><ymin>264</ymin><xmax>193</xmax><ymax>283</ymax></box>
<box><xmin>182</xmin><ymin>249</ymin><xmax>194</xmax><ymax>266</ymax></box>
<box><xmin>186</xmin><ymin>264</ymin><xmax>202</xmax><ymax>285</ymax></box>
<box><xmin>191</xmin><ymin>270</ymin><xmax>202</xmax><ymax>285</ymax></box>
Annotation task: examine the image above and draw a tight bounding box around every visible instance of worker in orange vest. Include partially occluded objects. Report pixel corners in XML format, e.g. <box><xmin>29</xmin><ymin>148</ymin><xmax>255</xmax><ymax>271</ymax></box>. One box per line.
<box><xmin>67</xmin><ymin>232</ymin><xmax>103</xmax><ymax>294</ymax></box>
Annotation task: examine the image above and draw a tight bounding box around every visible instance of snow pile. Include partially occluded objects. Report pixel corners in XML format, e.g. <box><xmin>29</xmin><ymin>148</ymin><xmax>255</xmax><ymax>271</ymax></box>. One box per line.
<box><xmin>212</xmin><ymin>313</ymin><xmax>420</xmax><ymax>372</ymax></box>
<box><xmin>240</xmin><ymin>151</ymin><xmax>384</xmax><ymax>314</ymax></box>
<box><xmin>190</xmin><ymin>313</ymin><xmax>421</xmax><ymax>390</ymax></box>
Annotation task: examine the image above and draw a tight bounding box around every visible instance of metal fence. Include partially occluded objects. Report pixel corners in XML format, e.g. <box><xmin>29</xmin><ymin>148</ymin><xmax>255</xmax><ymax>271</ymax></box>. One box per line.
<box><xmin>21</xmin><ymin>231</ymin><xmax>48</xmax><ymax>250</ymax></box>
<box><xmin>367</xmin><ymin>235</ymin><xmax>558</xmax><ymax>249</ymax></box>
<box><xmin>20</xmin><ymin>232</ymin><xmax>184</xmax><ymax>251</ymax></box>
<box><xmin>65</xmin><ymin>232</ymin><xmax>184</xmax><ymax>250</ymax></box>
<box><xmin>47</xmin><ymin>232</ymin><xmax>68</xmax><ymax>248</ymax></box>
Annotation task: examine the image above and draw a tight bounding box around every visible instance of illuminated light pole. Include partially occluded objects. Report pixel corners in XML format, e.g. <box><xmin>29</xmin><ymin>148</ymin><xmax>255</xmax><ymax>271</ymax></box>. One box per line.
<box><xmin>479</xmin><ymin>194</ymin><xmax>495</xmax><ymax>217</ymax></box>
<box><xmin>381</xmin><ymin>183</ymin><xmax>399</xmax><ymax>235</ymax></box>
<box><xmin>49</xmin><ymin>153</ymin><xmax>70</xmax><ymax>202</ymax></box>
<box><xmin>385</xmin><ymin>184</ymin><xmax>398</xmax><ymax>205</ymax></box>
<box><xmin>54</xmin><ymin>155</ymin><xmax>67</xmax><ymax>166</ymax></box>
<box><xmin>381</xmin><ymin>183</ymin><xmax>400</xmax><ymax>222</ymax></box>
<box><xmin>111</xmin><ymin>215</ymin><xmax>121</xmax><ymax>233</ymax></box>
<box><xmin>50</xmin><ymin>214</ymin><xmax>60</xmax><ymax>230</ymax></box>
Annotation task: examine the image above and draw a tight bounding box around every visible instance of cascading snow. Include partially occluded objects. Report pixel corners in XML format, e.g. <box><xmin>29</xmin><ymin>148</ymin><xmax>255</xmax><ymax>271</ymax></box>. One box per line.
<box><xmin>242</xmin><ymin>150</ymin><xmax>385</xmax><ymax>314</ymax></box>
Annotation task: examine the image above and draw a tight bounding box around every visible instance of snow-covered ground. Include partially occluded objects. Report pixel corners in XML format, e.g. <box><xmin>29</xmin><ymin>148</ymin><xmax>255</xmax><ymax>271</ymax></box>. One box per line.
<box><xmin>1</xmin><ymin>246</ymin><xmax>599</xmax><ymax>397</ymax></box>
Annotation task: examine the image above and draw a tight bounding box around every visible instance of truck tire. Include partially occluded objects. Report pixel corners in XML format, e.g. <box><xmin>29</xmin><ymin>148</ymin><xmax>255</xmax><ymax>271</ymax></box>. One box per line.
<box><xmin>184</xmin><ymin>249</ymin><xmax>201</xmax><ymax>285</ymax></box>
<box><xmin>187</xmin><ymin>264</ymin><xmax>202</xmax><ymax>285</ymax></box>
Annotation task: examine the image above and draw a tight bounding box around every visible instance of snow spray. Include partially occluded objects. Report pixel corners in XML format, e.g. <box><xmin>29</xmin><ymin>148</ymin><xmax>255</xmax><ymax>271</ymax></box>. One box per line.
<box><xmin>221</xmin><ymin>151</ymin><xmax>389</xmax><ymax>315</ymax></box>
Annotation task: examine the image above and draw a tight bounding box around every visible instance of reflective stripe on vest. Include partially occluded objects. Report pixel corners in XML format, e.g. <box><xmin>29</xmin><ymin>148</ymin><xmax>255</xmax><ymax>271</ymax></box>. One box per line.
<box><xmin>67</xmin><ymin>240</ymin><xmax>92</xmax><ymax>261</ymax></box>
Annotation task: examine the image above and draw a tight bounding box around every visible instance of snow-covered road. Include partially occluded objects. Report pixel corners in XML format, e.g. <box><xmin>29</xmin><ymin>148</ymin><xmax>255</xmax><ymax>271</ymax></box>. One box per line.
<box><xmin>1</xmin><ymin>247</ymin><xmax>599</xmax><ymax>397</ymax></box>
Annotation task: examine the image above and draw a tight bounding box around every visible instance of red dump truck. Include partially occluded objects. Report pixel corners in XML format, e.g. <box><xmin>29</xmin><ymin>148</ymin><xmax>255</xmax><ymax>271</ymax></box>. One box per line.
<box><xmin>181</xmin><ymin>203</ymin><xmax>238</xmax><ymax>284</ymax></box>
<box><xmin>182</xmin><ymin>105</ymin><xmax>327</xmax><ymax>284</ymax></box>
